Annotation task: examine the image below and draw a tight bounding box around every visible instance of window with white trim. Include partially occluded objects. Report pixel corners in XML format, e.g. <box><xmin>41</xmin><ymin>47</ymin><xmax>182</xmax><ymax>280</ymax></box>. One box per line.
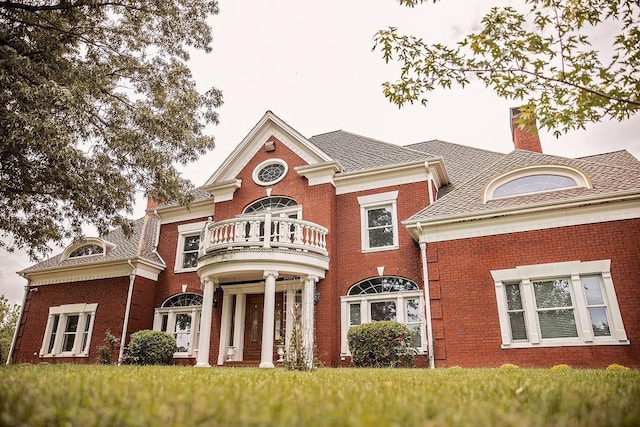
<box><xmin>40</xmin><ymin>303</ymin><xmax>97</xmax><ymax>357</ymax></box>
<box><xmin>252</xmin><ymin>159</ymin><xmax>288</xmax><ymax>186</ymax></box>
<box><xmin>357</xmin><ymin>191</ymin><xmax>399</xmax><ymax>252</ymax></box>
<box><xmin>491</xmin><ymin>260</ymin><xmax>628</xmax><ymax>348</ymax></box>
<box><xmin>153</xmin><ymin>293</ymin><xmax>203</xmax><ymax>357</ymax></box>
<box><xmin>340</xmin><ymin>276</ymin><xmax>426</xmax><ymax>355</ymax></box>
<box><xmin>174</xmin><ymin>221</ymin><xmax>206</xmax><ymax>273</ymax></box>
<box><xmin>483</xmin><ymin>165</ymin><xmax>591</xmax><ymax>203</ymax></box>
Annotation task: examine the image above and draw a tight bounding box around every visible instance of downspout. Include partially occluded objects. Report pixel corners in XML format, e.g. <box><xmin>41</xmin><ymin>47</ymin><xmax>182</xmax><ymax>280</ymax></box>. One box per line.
<box><xmin>417</xmin><ymin>222</ymin><xmax>435</xmax><ymax>369</ymax></box>
<box><xmin>118</xmin><ymin>259</ymin><xmax>136</xmax><ymax>363</ymax></box>
<box><xmin>5</xmin><ymin>278</ymin><xmax>29</xmax><ymax>365</ymax></box>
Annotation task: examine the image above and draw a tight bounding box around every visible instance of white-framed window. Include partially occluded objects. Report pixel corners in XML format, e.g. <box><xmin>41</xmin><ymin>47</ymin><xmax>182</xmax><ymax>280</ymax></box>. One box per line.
<box><xmin>174</xmin><ymin>221</ymin><xmax>206</xmax><ymax>273</ymax></box>
<box><xmin>491</xmin><ymin>260</ymin><xmax>629</xmax><ymax>348</ymax></box>
<box><xmin>40</xmin><ymin>303</ymin><xmax>97</xmax><ymax>357</ymax></box>
<box><xmin>340</xmin><ymin>276</ymin><xmax>426</xmax><ymax>355</ymax></box>
<box><xmin>483</xmin><ymin>165</ymin><xmax>591</xmax><ymax>203</ymax></box>
<box><xmin>153</xmin><ymin>293</ymin><xmax>203</xmax><ymax>357</ymax></box>
<box><xmin>357</xmin><ymin>191</ymin><xmax>399</xmax><ymax>252</ymax></box>
<box><xmin>252</xmin><ymin>158</ymin><xmax>288</xmax><ymax>186</ymax></box>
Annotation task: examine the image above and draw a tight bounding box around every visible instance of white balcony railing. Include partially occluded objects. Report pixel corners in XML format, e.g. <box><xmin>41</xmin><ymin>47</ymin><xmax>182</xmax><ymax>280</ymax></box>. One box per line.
<box><xmin>199</xmin><ymin>212</ymin><xmax>328</xmax><ymax>258</ymax></box>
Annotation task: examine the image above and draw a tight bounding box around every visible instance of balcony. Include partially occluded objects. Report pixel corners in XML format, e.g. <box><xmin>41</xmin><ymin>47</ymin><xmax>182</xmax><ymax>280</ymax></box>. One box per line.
<box><xmin>197</xmin><ymin>212</ymin><xmax>329</xmax><ymax>282</ymax></box>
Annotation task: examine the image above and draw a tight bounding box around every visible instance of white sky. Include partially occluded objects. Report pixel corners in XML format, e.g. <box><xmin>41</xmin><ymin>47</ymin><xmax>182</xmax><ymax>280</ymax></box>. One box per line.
<box><xmin>1</xmin><ymin>0</ymin><xmax>638</xmax><ymax>305</ymax></box>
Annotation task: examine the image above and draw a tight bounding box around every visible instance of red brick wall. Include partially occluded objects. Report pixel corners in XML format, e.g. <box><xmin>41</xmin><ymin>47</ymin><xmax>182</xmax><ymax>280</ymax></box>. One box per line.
<box><xmin>11</xmin><ymin>277</ymin><xmax>130</xmax><ymax>364</ymax></box>
<box><xmin>428</xmin><ymin>219</ymin><xmax>640</xmax><ymax>368</ymax></box>
<box><xmin>154</xmin><ymin>218</ymin><xmax>208</xmax><ymax>308</ymax></box>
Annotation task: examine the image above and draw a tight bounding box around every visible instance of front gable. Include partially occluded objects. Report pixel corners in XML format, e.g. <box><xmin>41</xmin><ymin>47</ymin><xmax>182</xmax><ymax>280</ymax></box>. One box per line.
<box><xmin>204</xmin><ymin>111</ymin><xmax>335</xmax><ymax>189</ymax></box>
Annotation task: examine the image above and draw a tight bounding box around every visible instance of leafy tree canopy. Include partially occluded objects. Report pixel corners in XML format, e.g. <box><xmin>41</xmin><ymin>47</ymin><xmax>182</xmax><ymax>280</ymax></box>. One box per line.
<box><xmin>0</xmin><ymin>295</ymin><xmax>20</xmax><ymax>363</ymax></box>
<box><xmin>1</xmin><ymin>1</ymin><xmax>223</xmax><ymax>259</ymax></box>
<box><xmin>374</xmin><ymin>0</ymin><xmax>639</xmax><ymax>135</ymax></box>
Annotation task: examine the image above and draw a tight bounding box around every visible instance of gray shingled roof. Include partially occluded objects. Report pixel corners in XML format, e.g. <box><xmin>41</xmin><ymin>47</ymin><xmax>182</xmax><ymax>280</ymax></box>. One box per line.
<box><xmin>408</xmin><ymin>149</ymin><xmax>640</xmax><ymax>222</ymax></box>
<box><xmin>21</xmin><ymin>215</ymin><xmax>164</xmax><ymax>273</ymax></box>
<box><xmin>308</xmin><ymin>131</ymin><xmax>438</xmax><ymax>171</ymax></box>
<box><xmin>577</xmin><ymin>150</ymin><xmax>640</xmax><ymax>171</ymax></box>
<box><xmin>406</xmin><ymin>140</ymin><xmax>506</xmax><ymax>197</ymax></box>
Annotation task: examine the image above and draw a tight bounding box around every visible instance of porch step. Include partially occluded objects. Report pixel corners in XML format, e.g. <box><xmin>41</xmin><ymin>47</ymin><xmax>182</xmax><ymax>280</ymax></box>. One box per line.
<box><xmin>223</xmin><ymin>360</ymin><xmax>285</xmax><ymax>368</ymax></box>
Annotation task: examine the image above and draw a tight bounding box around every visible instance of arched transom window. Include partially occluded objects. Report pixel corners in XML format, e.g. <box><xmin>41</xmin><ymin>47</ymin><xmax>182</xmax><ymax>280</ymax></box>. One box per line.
<box><xmin>484</xmin><ymin>165</ymin><xmax>591</xmax><ymax>202</ymax></box>
<box><xmin>154</xmin><ymin>293</ymin><xmax>203</xmax><ymax>357</ymax></box>
<box><xmin>243</xmin><ymin>196</ymin><xmax>299</xmax><ymax>216</ymax></box>
<box><xmin>69</xmin><ymin>244</ymin><xmax>104</xmax><ymax>258</ymax></box>
<box><xmin>340</xmin><ymin>276</ymin><xmax>425</xmax><ymax>355</ymax></box>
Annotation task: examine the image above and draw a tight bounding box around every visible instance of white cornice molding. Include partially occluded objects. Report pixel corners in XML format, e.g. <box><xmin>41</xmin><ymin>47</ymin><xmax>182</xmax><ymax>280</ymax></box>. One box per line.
<box><xmin>20</xmin><ymin>258</ymin><xmax>165</xmax><ymax>286</ymax></box>
<box><xmin>203</xmin><ymin>179</ymin><xmax>242</xmax><ymax>203</ymax></box>
<box><xmin>295</xmin><ymin>161</ymin><xmax>342</xmax><ymax>186</ymax></box>
<box><xmin>334</xmin><ymin>161</ymin><xmax>432</xmax><ymax>195</ymax></box>
<box><xmin>153</xmin><ymin>199</ymin><xmax>214</xmax><ymax>224</ymax></box>
<box><xmin>405</xmin><ymin>195</ymin><xmax>640</xmax><ymax>243</ymax></box>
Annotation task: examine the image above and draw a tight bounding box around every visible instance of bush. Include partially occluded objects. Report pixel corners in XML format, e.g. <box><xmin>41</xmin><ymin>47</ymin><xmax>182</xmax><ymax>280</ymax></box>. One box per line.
<box><xmin>347</xmin><ymin>321</ymin><xmax>416</xmax><ymax>368</ymax></box>
<box><xmin>125</xmin><ymin>330</ymin><xmax>176</xmax><ymax>365</ymax></box>
<box><xmin>606</xmin><ymin>363</ymin><xmax>630</xmax><ymax>371</ymax></box>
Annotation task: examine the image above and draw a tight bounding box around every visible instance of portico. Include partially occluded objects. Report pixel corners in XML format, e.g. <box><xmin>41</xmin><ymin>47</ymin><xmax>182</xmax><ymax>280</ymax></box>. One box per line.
<box><xmin>195</xmin><ymin>213</ymin><xmax>328</xmax><ymax>368</ymax></box>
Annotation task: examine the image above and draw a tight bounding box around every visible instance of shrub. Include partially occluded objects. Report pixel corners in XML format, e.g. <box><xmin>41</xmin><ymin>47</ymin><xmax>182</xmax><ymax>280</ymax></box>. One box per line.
<box><xmin>347</xmin><ymin>321</ymin><xmax>417</xmax><ymax>368</ymax></box>
<box><xmin>606</xmin><ymin>363</ymin><xmax>630</xmax><ymax>371</ymax></box>
<box><xmin>499</xmin><ymin>363</ymin><xmax>520</xmax><ymax>370</ymax></box>
<box><xmin>126</xmin><ymin>330</ymin><xmax>176</xmax><ymax>365</ymax></box>
<box><xmin>550</xmin><ymin>364</ymin><xmax>572</xmax><ymax>371</ymax></box>
<box><xmin>97</xmin><ymin>330</ymin><xmax>119</xmax><ymax>365</ymax></box>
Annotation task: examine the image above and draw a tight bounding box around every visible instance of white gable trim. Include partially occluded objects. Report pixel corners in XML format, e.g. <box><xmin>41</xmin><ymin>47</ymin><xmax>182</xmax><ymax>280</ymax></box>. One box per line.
<box><xmin>405</xmin><ymin>195</ymin><xmax>640</xmax><ymax>243</ymax></box>
<box><xmin>154</xmin><ymin>199</ymin><xmax>214</xmax><ymax>224</ymax></box>
<box><xmin>295</xmin><ymin>161</ymin><xmax>342</xmax><ymax>186</ymax></box>
<box><xmin>20</xmin><ymin>258</ymin><xmax>165</xmax><ymax>286</ymax></box>
<box><xmin>205</xmin><ymin>111</ymin><xmax>332</xmax><ymax>186</ymax></box>
<box><xmin>334</xmin><ymin>161</ymin><xmax>433</xmax><ymax>195</ymax></box>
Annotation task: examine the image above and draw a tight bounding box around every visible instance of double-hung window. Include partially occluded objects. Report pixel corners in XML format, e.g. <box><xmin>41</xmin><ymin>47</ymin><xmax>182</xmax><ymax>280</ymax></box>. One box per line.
<box><xmin>357</xmin><ymin>191</ymin><xmax>399</xmax><ymax>252</ymax></box>
<box><xmin>40</xmin><ymin>303</ymin><xmax>97</xmax><ymax>357</ymax></box>
<box><xmin>341</xmin><ymin>276</ymin><xmax>426</xmax><ymax>354</ymax></box>
<box><xmin>492</xmin><ymin>260</ymin><xmax>628</xmax><ymax>348</ymax></box>
<box><xmin>174</xmin><ymin>221</ymin><xmax>206</xmax><ymax>273</ymax></box>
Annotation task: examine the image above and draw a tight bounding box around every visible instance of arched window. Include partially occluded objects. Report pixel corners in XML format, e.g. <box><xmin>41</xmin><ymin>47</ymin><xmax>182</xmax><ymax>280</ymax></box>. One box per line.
<box><xmin>348</xmin><ymin>276</ymin><xmax>419</xmax><ymax>295</ymax></box>
<box><xmin>243</xmin><ymin>196</ymin><xmax>298</xmax><ymax>214</ymax></box>
<box><xmin>161</xmin><ymin>293</ymin><xmax>203</xmax><ymax>307</ymax></box>
<box><xmin>61</xmin><ymin>238</ymin><xmax>113</xmax><ymax>260</ymax></box>
<box><xmin>484</xmin><ymin>165</ymin><xmax>591</xmax><ymax>202</ymax></box>
<box><xmin>340</xmin><ymin>276</ymin><xmax>424</xmax><ymax>354</ymax></box>
<box><xmin>154</xmin><ymin>293</ymin><xmax>203</xmax><ymax>356</ymax></box>
<box><xmin>69</xmin><ymin>244</ymin><xmax>104</xmax><ymax>258</ymax></box>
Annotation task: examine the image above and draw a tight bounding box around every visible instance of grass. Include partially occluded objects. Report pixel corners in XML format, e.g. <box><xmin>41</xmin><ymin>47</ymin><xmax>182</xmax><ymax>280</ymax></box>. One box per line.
<box><xmin>1</xmin><ymin>365</ymin><xmax>639</xmax><ymax>426</ymax></box>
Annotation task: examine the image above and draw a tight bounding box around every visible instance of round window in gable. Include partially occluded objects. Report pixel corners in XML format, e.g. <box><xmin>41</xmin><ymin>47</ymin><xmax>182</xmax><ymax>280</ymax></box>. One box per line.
<box><xmin>253</xmin><ymin>159</ymin><xmax>288</xmax><ymax>186</ymax></box>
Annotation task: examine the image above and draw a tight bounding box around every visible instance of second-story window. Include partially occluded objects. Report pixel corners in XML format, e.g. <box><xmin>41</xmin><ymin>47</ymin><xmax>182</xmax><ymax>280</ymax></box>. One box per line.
<box><xmin>174</xmin><ymin>221</ymin><xmax>207</xmax><ymax>273</ymax></box>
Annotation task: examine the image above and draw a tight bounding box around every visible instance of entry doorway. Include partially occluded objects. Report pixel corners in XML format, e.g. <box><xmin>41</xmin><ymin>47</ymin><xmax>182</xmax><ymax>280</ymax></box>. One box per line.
<box><xmin>242</xmin><ymin>292</ymin><xmax>284</xmax><ymax>361</ymax></box>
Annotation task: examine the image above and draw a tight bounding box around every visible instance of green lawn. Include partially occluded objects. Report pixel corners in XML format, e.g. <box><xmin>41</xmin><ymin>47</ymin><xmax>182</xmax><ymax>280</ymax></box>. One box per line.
<box><xmin>1</xmin><ymin>365</ymin><xmax>638</xmax><ymax>426</ymax></box>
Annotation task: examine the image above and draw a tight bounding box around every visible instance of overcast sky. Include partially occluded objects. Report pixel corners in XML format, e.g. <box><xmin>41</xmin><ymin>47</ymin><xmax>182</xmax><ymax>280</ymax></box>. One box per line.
<box><xmin>1</xmin><ymin>0</ymin><xmax>638</xmax><ymax>305</ymax></box>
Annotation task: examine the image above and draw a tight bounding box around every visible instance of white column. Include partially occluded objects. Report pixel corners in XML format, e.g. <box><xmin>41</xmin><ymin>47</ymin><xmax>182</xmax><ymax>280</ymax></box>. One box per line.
<box><xmin>217</xmin><ymin>291</ymin><xmax>234</xmax><ymax>365</ymax></box>
<box><xmin>196</xmin><ymin>277</ymin><xmax>216</xmax><ymax>367</ymax></box>
<box><xmin>233</xmin><ymin>293</ymin><xmax>246</xmax><ymax>358</ymax></box>
<box><xmin>260</xmin><ymin>270</ymin><xmax>278</xmax><ymax>368</ymax></box>
<box><xmin>302</xmin><ymin>275</ymin><xmax>318</xmax><ymax>368</ymax></box>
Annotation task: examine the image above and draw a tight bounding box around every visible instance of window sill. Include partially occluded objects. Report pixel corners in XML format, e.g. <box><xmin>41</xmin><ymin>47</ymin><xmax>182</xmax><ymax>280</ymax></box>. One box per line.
<box><xmin>40</xmin><ymin>353</ymin><xmax>89</xmax><ymax>358</ymax></box>
<box><xmin>502</xmin><ymin>339</ymin><xmax>630</xmax><ymax>349</ymax></box>
<box><xmin>362</xmin><ymin>245</ymin><xmax>399</xmax><ymax>254</ymax></box>
<box><xmin>173</xmin><ymin>267</ymin><xmax>198</xmax><ymax>274</ymax></box>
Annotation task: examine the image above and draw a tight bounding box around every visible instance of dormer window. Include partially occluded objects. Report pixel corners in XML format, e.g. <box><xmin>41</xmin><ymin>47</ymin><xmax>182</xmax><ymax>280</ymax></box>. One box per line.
<box><xmin>69</xmin><ymin>244</ymin><xmax>104</xmax><ymax>258</ymax></box>
<box><xmin>61</xmin><ymin>238</ymin><xmax>112</xmax><ymax>261</ymax></box>
<box><xmin>484</xmin><ymin>165</ymin><xmax>591</xmax><ymax>203</ymax></box>
<box><xmin>252</xmin><ymin>159</ymin><xmax>288</xmax><ymax>186</ymax></box>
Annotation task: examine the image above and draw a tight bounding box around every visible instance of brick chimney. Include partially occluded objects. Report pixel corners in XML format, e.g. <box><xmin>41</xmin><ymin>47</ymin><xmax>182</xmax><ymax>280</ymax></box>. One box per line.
<box><xmin>146</xmin><ymin>196</ymin><xmax>162</xmax><ymax>211</ymax></box>
<box><xmin>510</xmin><ymin>107</ymin><xmax>542</xmax><ymax>153</ymax></box>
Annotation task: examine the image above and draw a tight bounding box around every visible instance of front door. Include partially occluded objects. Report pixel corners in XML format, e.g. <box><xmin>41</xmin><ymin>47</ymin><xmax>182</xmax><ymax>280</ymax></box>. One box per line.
<box><xmin>243</xmin><ymin>292</ymin><xmax>284</xmax><ymax>361</ymax></box>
